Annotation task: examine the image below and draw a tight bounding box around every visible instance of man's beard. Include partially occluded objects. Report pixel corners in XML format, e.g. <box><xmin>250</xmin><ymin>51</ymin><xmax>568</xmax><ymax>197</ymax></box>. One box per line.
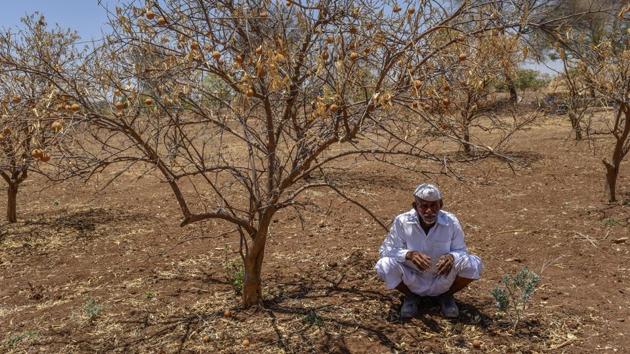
<box><xmin>420</xmin><ymin>213</ymin><xmax>437</xmax><ymax>225</ymax></box>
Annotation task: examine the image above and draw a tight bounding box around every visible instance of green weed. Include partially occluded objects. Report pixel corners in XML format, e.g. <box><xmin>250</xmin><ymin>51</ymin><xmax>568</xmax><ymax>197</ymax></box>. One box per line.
<box><xmin>603</xmin><ymin>217</ymin><xmax>620</xmax><ymax>227</ymax></box>
<box><xmin>6</xmin><ymin>330</ymin><xmax>38</xmax><ymax>348</ymax></box>
<box><xmin>223</xmin><ymin>246</ymin><xmax>244</xmax><ymax>295</ymax></box>
<box><xmin>83</xmin><ymin>298</ymin><xmax>102</xmax><ymax>321</ymax></box>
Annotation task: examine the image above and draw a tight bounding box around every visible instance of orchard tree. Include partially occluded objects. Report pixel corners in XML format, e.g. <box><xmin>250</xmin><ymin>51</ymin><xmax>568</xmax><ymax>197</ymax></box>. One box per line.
<box><xmin>527</xmin><ymin>0</ymin><xmax>629</xmax><ymax>140</ymax></box>
<box><xmin>543</xmin><ymin>0</ymin><xmax>623</xmax><ymax>140</ymax></box>
<box><xmin>0</xmin><ymin>15</ymin><xmax>80</xmax><ymax>222</ymax></box>
<box><xmin>16</xmin><ymin>0</ymin><xmax>544</xmax><ymax>306</ymax></box>
<box><xmin>395</xmin><ymin>1</ymin><xmax>538</xmax><ymax>156</ymax></box>
<box><xmin>575</xmin><ymin>29</ymin><xmax>630</xmax><ymax>202</ymax></box>
<box><xmin>553</xmin><ymin>4</ymin><xmax>629</xmax><ymax>201</ymax></box>
<box><xmin>554</xmin><ymin>49</ymin><xmax>592</xmax><ymax>140</ymax></box>
<box><xmin>426</xmin><ymin>28</ymin><xmax>531</xmax><ymax>155</ymax></box>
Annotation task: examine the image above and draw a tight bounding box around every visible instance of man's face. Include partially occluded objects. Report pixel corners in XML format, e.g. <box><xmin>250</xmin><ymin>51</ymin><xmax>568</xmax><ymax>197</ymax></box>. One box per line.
<box><xmin>414</xmin><ymin>198</ymin><xmax>442</xmax><ymax>225</ymax></box>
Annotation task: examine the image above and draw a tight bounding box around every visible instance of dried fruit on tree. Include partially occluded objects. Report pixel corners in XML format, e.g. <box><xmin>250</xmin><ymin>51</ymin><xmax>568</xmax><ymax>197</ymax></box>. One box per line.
<box><xmin>115</xmin><ymin>101</ymin><xmax>127</xmax><ymax>110</ymax></box>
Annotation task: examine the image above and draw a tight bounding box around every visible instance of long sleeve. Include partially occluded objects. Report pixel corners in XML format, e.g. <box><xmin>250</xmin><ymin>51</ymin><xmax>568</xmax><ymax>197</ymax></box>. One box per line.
<box><xmin>379</xmin><ymin>217</ymin><xmax>410</xmax><ymax>262</ymax></box>
<box><xmin>449</xmin><ymin>216</ymin><xmax>468</xmax><ymax>261</ymax></box>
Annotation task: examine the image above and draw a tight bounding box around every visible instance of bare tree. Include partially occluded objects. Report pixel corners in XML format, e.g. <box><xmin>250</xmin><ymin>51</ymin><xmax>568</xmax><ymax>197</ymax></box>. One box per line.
<box><xmin>554</xmin><ymin>48</ymin><xmax>592</xmax><ymax>140</ymax></box>
<box><xmin>542</xmin><ymin>0</ymin><xmax>622</xmax><ymax>140</ymax></box>
<box><xmin>430</xmin><ymin>25</ymin><xmax>529</xmax><ymax>155</ymax></box>
<box><xmin>0</xmin><ymin>15</ymin><xmax>80</xmax><ymax>222</ymax></box>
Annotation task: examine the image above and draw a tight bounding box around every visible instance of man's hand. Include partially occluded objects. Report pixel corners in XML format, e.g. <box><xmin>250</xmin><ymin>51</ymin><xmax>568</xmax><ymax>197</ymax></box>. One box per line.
<box><xmin>406</xmin><ymin>251</ymin><xmax>432</xmax><ymax>271</ymax></box>
<box><xmin>435</xmin><ymin>254</ymin><xmax>454</xmax><ymax>275</ymax></box>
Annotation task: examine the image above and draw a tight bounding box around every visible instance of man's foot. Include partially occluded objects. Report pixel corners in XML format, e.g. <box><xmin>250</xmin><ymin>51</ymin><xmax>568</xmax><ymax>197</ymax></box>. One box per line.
<box><xmin>437</xmin><ymin>293</ymin><xmax>459</xmax><ymax>318</ymax></box>
<box><xmin>400</xmin><ymin>295</ymin><xmax>419</xmax><ymax>319</ymax></box>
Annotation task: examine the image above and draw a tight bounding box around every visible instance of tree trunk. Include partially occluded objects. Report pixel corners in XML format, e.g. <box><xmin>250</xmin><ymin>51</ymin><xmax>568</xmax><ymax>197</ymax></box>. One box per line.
<box><xmin>242</xmin><ymin>240</ymin><xmax>266</xmax><ymax>306</ymax></box>
<box><xmin>604</xmin><ymin>160</ymin><xmax>619</xmax><ymax>203</ymax></box>
<box><xmin>460</xmin><ymin>108</ymin><xmax>472</xmax><ymax>156</ymax></box>
<box><xmin>463</xmin><ymin>126</ymin><xmax>472</xmax><ymax>155</ymax></box>
<box><xmin>604</xmin><ymin>106</ymin><xmax>630</xmax><ymax>203</ymax></box>
<box><xmin>568</xmin><ymin>111</ymin><xmax>582</xmax><ymax>140</ymax></box>
<box><xmin>462</xmin><ymin>110</ymin><xmax>472</xmax><ymax>156</ymax></box>
<box><xmin>241</xmin><ymin>216</ymin><xmax>272</xmax><ymax>307</ymax></box>
<box><xmin>505</xmin><ymin>75</ymin><xmax>518</xmax><ymax>103</ymax></box>
<box><xmin>7</xmin><ymin>182</ymin><xmax>18</xmax><ymax>223</ymax></box>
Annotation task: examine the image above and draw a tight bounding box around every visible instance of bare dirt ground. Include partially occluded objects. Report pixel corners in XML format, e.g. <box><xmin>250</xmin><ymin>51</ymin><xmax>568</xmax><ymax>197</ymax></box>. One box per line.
<box><xmin>1</xmin><ymin>115</ymin><xmax>629</xmax><ymax>353</ymax></box>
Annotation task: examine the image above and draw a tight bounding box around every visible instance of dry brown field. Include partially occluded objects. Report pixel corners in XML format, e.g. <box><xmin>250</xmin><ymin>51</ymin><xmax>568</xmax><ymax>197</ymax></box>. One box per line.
<box><xmin>1</xmin><ymin>112</ymin><xmax>629</xmax><ymax>353</ymax></box>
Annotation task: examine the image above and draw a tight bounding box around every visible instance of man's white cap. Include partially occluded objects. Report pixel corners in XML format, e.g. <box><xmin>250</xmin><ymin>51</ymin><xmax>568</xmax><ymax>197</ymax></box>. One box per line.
<box><xmin>413</xmin><ymin>183</ymin><xmax>442</xmax><ymax>201</ymax></box>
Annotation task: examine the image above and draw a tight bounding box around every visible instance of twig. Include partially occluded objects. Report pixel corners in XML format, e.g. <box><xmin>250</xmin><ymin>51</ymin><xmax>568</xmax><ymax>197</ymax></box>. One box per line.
<box><xmin>573</xmin><ymin>232</ymin><xmax>598</xmax><ymax>248</ymax></box>
<box><xmin>540</xmin><ymin>255</ymin><xmax>565</xmax><ymax>275</ymax></box>
<box><xmin>545</xmin><ymin>338</ymin><xmax>575</xmax><ymax>351</ymax></box>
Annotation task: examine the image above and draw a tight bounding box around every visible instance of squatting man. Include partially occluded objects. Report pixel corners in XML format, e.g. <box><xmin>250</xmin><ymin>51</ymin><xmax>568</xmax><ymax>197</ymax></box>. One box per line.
<box><xmin>375</xmin><ymin>184</ymin><xmax>483</xmax><ymax>319</ymax></box>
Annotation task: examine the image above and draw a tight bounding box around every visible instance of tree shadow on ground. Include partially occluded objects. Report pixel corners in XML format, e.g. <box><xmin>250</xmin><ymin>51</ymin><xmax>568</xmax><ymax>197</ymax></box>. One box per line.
<box><xmin>22</xmin><ymin>251</ymin><xmax>544</xmax><ymax>353</ymax></box>
<box><xmin>255</xmin><ymin>251</ymin><xmax>500</xmax><ymax>353</ymax></box>
<box><xmin>2</xmin><ymin>207</ymin><xmax>152</xmax><ymax>242</ymax></box>
<box><xmin>498</xmin><ymin>150</ymin><xmax>544</xmax><ymax>166</ymax></box>
<box><xmin>442</xmin><ymin>149</ymin><xmax>544</xmax><ymax>167</ymax></box>
<box><xmin>51</xmin><ymin>208</ymin><xmax>150</xmax><ymax>237</ymax></box>
<box><xmin>399</xmin><ymin>298</ymin><xmax>494</xmax><ymax>333</ymax></box>
<box><xmin>311</xmin><ymin>167</ymin><xmax>410</xmax><ymax>191</ymax></box>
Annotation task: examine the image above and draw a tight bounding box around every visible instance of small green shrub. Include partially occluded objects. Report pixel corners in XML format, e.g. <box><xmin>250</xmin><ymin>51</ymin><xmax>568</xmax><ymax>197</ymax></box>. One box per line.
<box><xmin>229</xmin><ymin>263</ymin><xmax>244</xmax><ymax>294</ymax></box>
<box><xmin>491</xmin><ymin>267</ymin><xmax>540</xmax><ymax>329</ymax></box>
<box><xmin>83</xmin><ymin>298</ymin><xmax>102</xmax><ymax>321</ymax></box>
<box><xmin>223</xmin><ymin>247</ymin><xmax>244</xmax><ymax>295</ymax></box>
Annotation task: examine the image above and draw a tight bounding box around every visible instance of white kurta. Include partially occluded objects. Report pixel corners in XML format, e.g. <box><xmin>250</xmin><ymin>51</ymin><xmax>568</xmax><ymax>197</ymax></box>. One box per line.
<box><xmin>375</xmin><ymin>209</ymin><xmax>483</xmax><ymax>296</ymax></box>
